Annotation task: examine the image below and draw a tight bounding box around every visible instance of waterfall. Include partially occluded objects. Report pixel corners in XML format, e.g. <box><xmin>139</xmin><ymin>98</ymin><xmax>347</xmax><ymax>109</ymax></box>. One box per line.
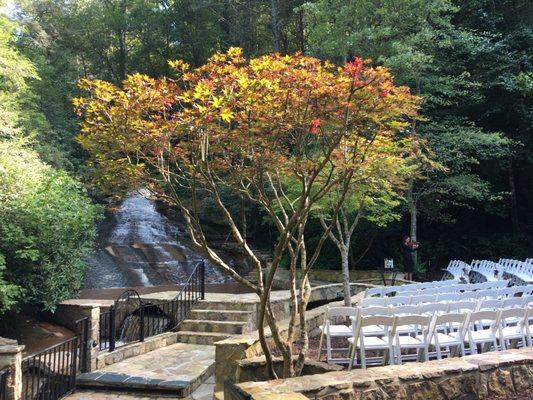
<box><xmin>84</xmin><ymin>189</ymin><xmax>230</xmax><ymax>288</ymax></box>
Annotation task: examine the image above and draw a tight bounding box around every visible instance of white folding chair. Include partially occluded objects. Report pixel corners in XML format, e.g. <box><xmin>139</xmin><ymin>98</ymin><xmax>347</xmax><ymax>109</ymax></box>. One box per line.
<box><xmin>318</xmin><ymin>306</ymin><xmax>357</xmax><ymax>363</ymax></box>
<box><xmin>497</xmin><ymin>308</ymin><xmax>527</xmax><ymax>350</ymax></box>
<box><xmin>348</xmin><ymin>315</ymin><xmax>394</xmax><ymax>369</ymax></box>
<box><xmin>355</xmin><ymin>306</ymin><xmax>391</xmax><ymax>336</ymax></box>
<box><xmin>424</xmin><ymin>312</ymin><xmax>469</xmax><ymax>359</ymax></box>
<box><xmin>464</xmin><ymin>310</ymin><xmax>501</xmax><ymax>354</ymax></box>
<box><xmin>391</xmin><ymin>314</ymin><xmax>432</xmax><ymax>364</ymax></box>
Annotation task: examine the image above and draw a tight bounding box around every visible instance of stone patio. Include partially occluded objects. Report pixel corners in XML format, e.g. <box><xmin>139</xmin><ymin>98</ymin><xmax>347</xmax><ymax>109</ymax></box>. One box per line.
<box><xmin>77</xmin><ymin>343</ymin><xmax>215</xmax><ymax>398</ymax></box>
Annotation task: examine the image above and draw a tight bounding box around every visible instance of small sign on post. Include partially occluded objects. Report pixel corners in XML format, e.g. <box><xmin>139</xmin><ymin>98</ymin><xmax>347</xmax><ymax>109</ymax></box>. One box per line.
<box><xmin>384</xmin><ymin>259</ymin><xmax>394</xmax><ymax>269</ymax></box>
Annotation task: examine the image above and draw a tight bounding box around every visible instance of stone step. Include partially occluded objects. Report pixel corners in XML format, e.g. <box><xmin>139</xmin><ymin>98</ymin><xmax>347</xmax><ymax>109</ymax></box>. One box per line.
<box><xmin>176</xmin><ymin>331</ymin><xmax>231</xmax><ymax>345</ymax></box>
<box><xmin>180</xmin><ymin>319</ymin><xmax>248</xmax><ymax>335</ymax></box>
<box><xmin>196</xmin><ymin>300</ymin><xmax>257</xmax><ymax>312</ymax></box>
<box><xmin>76</xmin><ymin>343</ymin><xmax>214</xmax><ymax>398</ymax></box>
<box><xmin>189</xmin><ymin>309</ymin><xmax>253</xmax><ymax>322</ymax></box>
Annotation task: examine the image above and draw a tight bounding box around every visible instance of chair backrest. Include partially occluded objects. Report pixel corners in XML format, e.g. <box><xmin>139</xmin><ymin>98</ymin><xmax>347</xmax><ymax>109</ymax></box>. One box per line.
<box><xmin>436</xmin><ymin>293</ymin><xmax>457</xmax><ymax>302</ymax></box>
<box><xmin>382</xmin><ymin>286</ymin><xmax>401</xmax><ymax>296</ymax></box>
<box><xmin>410</xmin><ymin>294</ymin><xmax>435</xmax><ymax>305</ymax></box>
<box><xmin>448</xmin><ymin>300</ymin><xmax>478</xmax><ymax>313</ymax></box>
<box><xmin>358</xmin><ymin>306</ymin><xmax>391</xmax><ymax>316</ymax></box>
<box><xmin>326</xmin><ymin>306</ymin><xmax>358</xmax><ymax>319</ymax></box>
<box><xmin>358</xmin><ymin>315</ymin><xmax>395</xmax><ymax>328</ymax></box>
<box><xmin>434</xmin><ymin>312</ymin><xmax>469</xmax><ymax>326</ymax></box>
<box><xmin>385</xmin><ymin>296</ymin><xmax>411</xmax><ymax>306</ymax></box>
<box><xmin>360</xmin><ymin>297</ymin><xmax>386</xmax><ymax>307</ymax></box>
<box><xmin>391</xmin><ymin>314</ymin><xmax>432</xmax><ymax>337</ymax></box>
<box><xmin>391</xmin><ymin>305</ymin><xmax>419</xmax><ymax>316</ymax></box>
<box><xmin>478</xmin><ymin>299</ymin><xmax>503</xmax><ymax>311</ymax></box>
<box><xmin>499</xmin><ymin>307</ymin><xmax>526</xmax><ymax>323</ymax></box>
<box><xmin>522</xmin><ymin>295</ymin><xmax>533</xmax><ymax>307</ymax></box>
<box><xmin>477</xmin><ymin>289</ymin><xmax>499</xmax><ymax>299</ymax></box>
<box><xmin>468</xmin><ymin>310</ymin><xmax>500</xmax><ymax>330</ymax></box>
<box><xmin>502</xmin><ymin>297</ymin><xmax>524</xmax><ymax>309</ymax></box>
<box><xmin>365</xmin><ymin>287</ymin><xmax>383</xmax><ymax>298</ymax></box>
<box><xmin>418</xmin><ymin>302</ymin><xmax>450</xmax><ymax>315</ymax></box>
<box><xmin>400</xmin><ymin>290</ymin><xmax>420</xmax><ymax>297</ymax></box>
<box><xmin>512</xmin><ymin>286</ymin><xmax>533</xmax><ymax>296</ymax></box>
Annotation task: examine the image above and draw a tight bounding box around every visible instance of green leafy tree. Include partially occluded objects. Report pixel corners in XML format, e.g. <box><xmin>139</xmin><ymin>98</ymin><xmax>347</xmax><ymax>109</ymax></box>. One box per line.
<box><xmin>304</xmin><ymin>0</ymin><xmax>510</xmax><ymax>267</ymax></box>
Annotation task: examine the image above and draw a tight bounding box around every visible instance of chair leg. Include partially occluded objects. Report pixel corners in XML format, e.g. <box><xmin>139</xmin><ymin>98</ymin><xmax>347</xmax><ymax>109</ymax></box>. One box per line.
<box><xmin>317</xmin><ymin>331</ymin><xmax>324</xmax><ymax>361</ymax></box>
<box><xmin>348</xmin><ymin>343</ymin><xmax>356</xmax><ymax>371</ymax></box>
<box><xmin>360</xmin><ymin>347</ymin><xmax>366</xmax><ymax>369</ymax></box>
<box><xmin>436</xmin><ymin>345</ymin><xmax>442</xmax><ymax>360</ymax></box>
<box><xmin>326</xmin><ymin>334</ymin><xmax>332</xmax><ymax>362</ymax></box>
<box><xmin>460</xmin><ymin>343</ymin><xmax>466</xmax><ymax>357</ymax></box>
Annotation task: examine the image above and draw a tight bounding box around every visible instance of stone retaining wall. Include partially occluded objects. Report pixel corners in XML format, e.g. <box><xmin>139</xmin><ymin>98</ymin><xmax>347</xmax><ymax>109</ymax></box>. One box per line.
<box><xmin>227</xmin><ymin>347</ymin><xmax>533</xmax><ymax>400</ymax></box>
<box><xmin>213</xmin><ymin>289</ymin><xmax>368</xmax><ymax>391</ymax></box>
<box><xmin>94</xmin><ymin>332</ymin><xmax>180</xmax><ymax>370</ymax></box>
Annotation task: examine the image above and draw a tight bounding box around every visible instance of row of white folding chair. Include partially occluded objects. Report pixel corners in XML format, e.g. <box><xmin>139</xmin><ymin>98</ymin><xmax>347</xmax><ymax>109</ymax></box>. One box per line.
<box><xmin>348</xmin><ymin>307</ymin><xmax>532</xmax><ymax>368</ymax></box>
<box><xmin>470</xmin><ymin>260</ymin><xmax>503</xmax><ymax>282</ymax></box>
<box><xmin>443</xmin><ymin>260</ymin><xmax>471</xmax><ymax>280</ymax></box>
<box><xmin>366</xmin><ymin>280</ymin><xmax>510</xmax><ymax>298</ymax></box>
<box><xmin>360</xmin><ymin>287</ymin><xmax>532</xmax><ymax>308</ymax></box>
<box><xmin>499</xmin><ymin>259</ymin><xmax>533</xmax><ymax>283</ymax></box>
<box><xmin>358</xmin><ymin>297</ymin><xmax>533</xmax><ymax>319</ymax></box>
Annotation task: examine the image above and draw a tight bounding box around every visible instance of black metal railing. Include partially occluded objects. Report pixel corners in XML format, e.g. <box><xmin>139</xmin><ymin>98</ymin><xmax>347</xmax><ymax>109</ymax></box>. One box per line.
<box><xmin>224</xmin><ymin>380</ymin><xmax>251</xmax><ymax>400</ymax></box>
<box><xmin>98</xmin><ymin>260</ymin><xmax>205</xmax><ymax>352</ymax></box>
<box><xmin>20</xmin><ymin>316</ymin><xmax>88</xmax><ymax>400</ymax></box>
<box><xmin>21</xmin><ymin>336</ymin><xmax>79</xmax><ymax>400</ymax></box>
<box><xmin>0</xmin><ymin>368</ymin><xmax>9</xmax><ymax>400</ymax></box>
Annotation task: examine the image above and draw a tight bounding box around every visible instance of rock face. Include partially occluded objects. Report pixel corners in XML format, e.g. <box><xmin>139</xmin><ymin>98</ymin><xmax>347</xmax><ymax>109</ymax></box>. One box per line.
<box><xmin>226</xmin><ymin>348</ymin><xmax>533</xmax><ymax>400</ymax></box>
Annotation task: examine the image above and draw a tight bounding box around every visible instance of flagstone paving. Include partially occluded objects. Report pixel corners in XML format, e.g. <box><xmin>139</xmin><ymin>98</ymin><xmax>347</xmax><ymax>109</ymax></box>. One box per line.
<box><xmin>76</xmin><ymin>343</ymin><xmax>215</xmax><ymax>398</ymax></box>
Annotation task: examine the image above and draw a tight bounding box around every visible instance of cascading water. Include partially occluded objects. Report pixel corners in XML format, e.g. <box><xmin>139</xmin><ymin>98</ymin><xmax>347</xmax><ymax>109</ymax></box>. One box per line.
<box><xmin>84</xmin><ymin>189</ymin><xmax>230</xmax><ymax>288</ymax></box>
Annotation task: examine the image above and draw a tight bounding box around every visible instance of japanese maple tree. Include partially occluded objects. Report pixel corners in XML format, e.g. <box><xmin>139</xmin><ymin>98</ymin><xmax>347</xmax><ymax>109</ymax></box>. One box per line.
<box><xmin>75</xmin><ymin>48</ymin><xmax>419</xmax><ymax>377</ymax></box>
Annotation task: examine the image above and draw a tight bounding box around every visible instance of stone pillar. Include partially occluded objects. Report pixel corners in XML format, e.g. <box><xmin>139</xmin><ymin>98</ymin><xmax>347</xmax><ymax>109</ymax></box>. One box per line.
<box><xmin>0</xmin><ymin>338</ymin><xmax>25</xmax><ymax>400</ymax></box>
<box><xmin>80</xmin><ymin>306</ymin><xmax>100</xmax><ymax>372</ymax></box>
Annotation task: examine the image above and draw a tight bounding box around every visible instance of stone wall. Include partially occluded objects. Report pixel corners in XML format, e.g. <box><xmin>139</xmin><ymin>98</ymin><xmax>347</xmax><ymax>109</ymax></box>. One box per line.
<box><xmin>227</xmin><ymin>347</ymin><xmax>533</xmax><ymax>400</ymax></box>
<box><xmin>94</xmin><ymin>331</ymin><xmax>179</xmax><ymax>369</ymax></box>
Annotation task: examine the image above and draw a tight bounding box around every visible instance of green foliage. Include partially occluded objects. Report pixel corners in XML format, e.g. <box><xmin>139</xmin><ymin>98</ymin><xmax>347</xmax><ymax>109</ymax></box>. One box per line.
<box><xmin>0</xmin><ymin>140</ymin><xmax>101</xmax><ymax>312</ymax></box>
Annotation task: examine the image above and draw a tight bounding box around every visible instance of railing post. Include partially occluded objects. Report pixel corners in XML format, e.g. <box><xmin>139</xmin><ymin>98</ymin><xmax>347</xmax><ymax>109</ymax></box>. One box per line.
<box><xmin>139</xmin><ymin>301</ymin><xmax>145</xmax><ymax>342</ymax></box>
<box><xmin>108</xmin><ymin>306</ymin><xmax>116</xmax><ymax>352</ymax></box>
<box><xmin>200</xmin><ymin>260</ymin><xmax>206</xmax><ymax>300</ymax></box>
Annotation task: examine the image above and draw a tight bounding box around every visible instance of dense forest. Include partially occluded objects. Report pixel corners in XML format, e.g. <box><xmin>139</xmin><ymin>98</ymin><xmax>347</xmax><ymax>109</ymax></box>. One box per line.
<box><xmin>0</xmin><ymin>0</ymin><xmax>531</xmax><ymax>313</ymax></box>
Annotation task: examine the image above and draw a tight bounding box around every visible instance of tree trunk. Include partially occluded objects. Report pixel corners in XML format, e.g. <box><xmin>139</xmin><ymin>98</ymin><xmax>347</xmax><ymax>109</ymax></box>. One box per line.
<box><xmin>270</xmin><ymin>0</ymin><xmax>281</xmax><ymax>52</ymax></box>
<box><xmin>407</xmin><ymin>183</ymin><xmax>418</xmax><ymax>266</ymax></box>
<box><xmin>341</xmin><ymin>245</ymin><xmax>351</xmax><ymax>307</ymax></box>
<box><xmin>507</xmin><ymin>156</ymin><xmax>519</xmax><ymax>235</ymax></box>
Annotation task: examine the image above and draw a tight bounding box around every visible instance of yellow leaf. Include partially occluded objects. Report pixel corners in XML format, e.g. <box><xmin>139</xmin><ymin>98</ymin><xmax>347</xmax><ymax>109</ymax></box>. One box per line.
<box><xmin>220</xmin><ymin>108</ymin><xmax>234</xmax><ymax>123</ymax></box>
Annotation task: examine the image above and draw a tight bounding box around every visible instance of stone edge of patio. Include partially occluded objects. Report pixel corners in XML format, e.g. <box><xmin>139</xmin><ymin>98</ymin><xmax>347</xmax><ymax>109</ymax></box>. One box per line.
<box><xmin>229</xmin><ymin>347</ymin><xmax>533</xmax><ymax>400</ymax></box>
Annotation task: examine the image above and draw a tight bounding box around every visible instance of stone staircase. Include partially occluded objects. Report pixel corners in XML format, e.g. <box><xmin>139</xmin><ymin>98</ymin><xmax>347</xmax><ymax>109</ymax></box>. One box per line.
<box><xmin>176</xmin><ymin>300</ymin><xmax>257</xmax><ymax>345</ymax></box>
